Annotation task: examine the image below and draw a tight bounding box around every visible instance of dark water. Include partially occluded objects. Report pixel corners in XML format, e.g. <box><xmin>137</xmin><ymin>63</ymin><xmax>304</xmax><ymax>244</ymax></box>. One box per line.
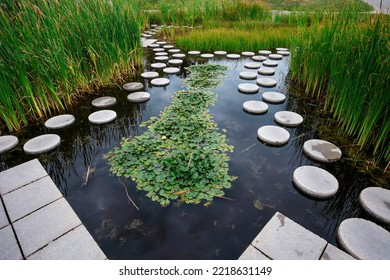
<box><xmin>1</xmin><ymin>48</ymin><xmax>388</xmax><ymax>259</ymax></box>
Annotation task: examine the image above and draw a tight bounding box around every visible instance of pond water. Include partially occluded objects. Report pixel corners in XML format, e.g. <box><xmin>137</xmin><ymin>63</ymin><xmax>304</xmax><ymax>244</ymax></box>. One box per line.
<box><xmin>1</xmin><ymin>47</ymin><xmax>388</xmax><ymax>259</ymax></box>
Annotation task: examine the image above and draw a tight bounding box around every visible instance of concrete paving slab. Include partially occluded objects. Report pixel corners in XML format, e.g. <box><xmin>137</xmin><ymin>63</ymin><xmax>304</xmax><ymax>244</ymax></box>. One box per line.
<box><xmin>0</xmin><ymin>158</ymin><xmax>47</xmax><ymax>195</ymax></box>
<box><xmin>252</xmin><ymin>212</ymin><xmax>327</xmax><ymax>259</ymax></box>
<box><xmin>3</xmin><ymin>176</ymin><xmax>62</xmax><ymax>222</ymax></box>
<box><xmin>0</xmin><ymin>201</ymin><xmax>9</xmax><ymax>229</ymax></box>
<box><xmin>0</xmin><ymin>225</ymin><xmax>23</xmax><ymax>260</ymax></box>
<box><xmin>320</xmin><ymin>243</ymin><xmax>355</xmax><ymax>260</ymax></box>
<box><xmin>28</xmin><ymin>225</ymin><xmax>106</xmax><ymax>260</ymax></box>
<box><xmin>13</xmin><ymin>198</ymin><xmax>82</xmax><ymax>257</ymax></box>
<box><xmin>238</xmin><ymin>245</ymin><xmax>270</xmax><ymax>260</ymax></box>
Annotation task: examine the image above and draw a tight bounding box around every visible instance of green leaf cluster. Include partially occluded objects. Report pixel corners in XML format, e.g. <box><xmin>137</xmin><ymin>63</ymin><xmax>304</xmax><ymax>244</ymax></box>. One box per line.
<box><xmin>108</xmin><ymin>64</ymin><xmax>235</xmax><ymax>206</ymax></box>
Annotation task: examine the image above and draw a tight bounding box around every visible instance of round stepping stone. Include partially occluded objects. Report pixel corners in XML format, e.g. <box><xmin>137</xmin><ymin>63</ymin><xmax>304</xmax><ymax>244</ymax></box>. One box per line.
<box><xmin>163</xmin><ymin>67</ymin><xmax>180</xmax><ymax>74</ymax></box>
<box><xmin>257</xmin><ymin>78</ymin><xmax>277</xmax><ymax>87</ymax></box>
<box><xmin>88</xmin><ymin>110</ymin><xmax>117</xmax><ymax>124</ymax></box>
<box><xmin>188</xmin><ymin>51</ymin><xmax>200</xmax><ymax>55</ymax></box>
<box><xmin>127</xmin><ymin>91</ymin><xmax>150</xmax><ymax>103</ymax></box>
<box><xmin>151</xmin><ymin>63</ymin><xmax>167</xmax><ymax>69</ymax></box>
<box><xmin>359</xmin><ymin>187</ymin><xmax>390</xmax><ymax>224</ymax></box>
<box><xmin>238</xmin><ymin>83</ymin><xmax>259</xmax><ymax>94</ymax></box>
<box><xmin>243</xmin><ymin>100</ymin><xmax>268</xmax><ymax>114</ymax></box>
<box><xmin>168</xmin><ymin>59</ymin><xmax>183</xmax><ymax>65</ymax></box>
<box><xmin>274</xmin><ymin>111</ymin><xmax>304</xmax><ymax>127</ymax></box>
<box><xmin>242</xmin><ymin>51</ymin><xmax>255</xmax><ymax>56</ymax></box>
<box><xmin>153</xmin><ymin>48</ymin><xmax>164</xmax><ymax>52</ymax></box>
<box><xmin>23</xmin><ymin>134</ymin><xmax>61</xmax><ymax>155</ymax></box>
<box><xmin>0</xmin><ymin>135</ymin><xmax>19</xmax><ymax>155</ymax></box>
<box><xmin>244</xmin><ymin>62</ymin><xmax>261</xmax><ymax>69</ymax></box>
<box><xmin>252</xmin><ymin>55</ymin><xmax>267</xmax><ymax>62</ymax></box>
<box><xmin>155</xmin><ymin>56</ymin><xmax>169</xmax><ymax>61</ymax></box>
<box><xmin>257</xmin><ymin>125</ymin><xmax>290</xmax><ymax>146</ymax></box>
<box><xmin>200</xmin><ymin>53</ymin><xmax>214</xmax><ymax>59</ymax></box>
<box><xmin>148</xmin><ymin>43</ymin><xmax>159</xmax><ymax>48</ymax></box>
<box><xmin>214</xmin><ymin>51</ymin><xmax>227</xmax><ymax>55</ymax></box>
<box><xmin>258</xmin><ymin>67</ymin><xmax>275</xmax><ymax>75</ymax></box>
<box><xmin>277</xmin><ymin>50</ymin><xmax>291</xmax><ymax>56</ymax></box>
<box><xmin>155</xmin><ymin>41</ymin><xmax>166</xmax><ymax>45</ymax></box>
<box><xmin>155</xmin><ymin>52</ymin><xmax>168</xmax><ymax>56</ymax></box>
<box><xmin>91</xmin><ymin>97</ymin><xmax>117</xmax><ymax>108</ymax></box>
<box><xmin>172</xmin><ymin>53</ymin><xmax>186</xmax><ymax>58</ymax></box>
<box><xmin>239</xmin><ymin>71</ymin><xmax>257</xmax><ymax>80</ymax></box>
<box><xmin>259</xmin><ymin>50</ymin><xmax>271</xmax><ymax>55</ymax></box>
<box><xmin>151</xmin><ymin>78</ymin><xmax>170</xmax><ymax>87</ymax></box>
<box><xmin>262</xmin><ymin>91</ymin><xmax>286</xmax><ymax>103</ymax></box>
<box><xmin>269</xmin><ymin>54</ymin><xmax>283</xmax><ymax>60</ymax></box>
<box><xmin>227</xmin><ymin>54</ymin><xmax>240</xmax><ymax>59</ymax></box>
<box><xmin>168</xmin><ymin>49</ymin><xmax>180</xmax><ymax>53</ymax></box>
<box><xmin>337</xmin><ymin>218</ymin><xmax>390</xmax><ymax>259</ymax></box>
<box><xmin>142</xmin><ymin>34</ymin><xmax>152</xmax><ymax>38</ymax></box>
<box><xmin>163</xmin><ymin>45</ymin><xmax>174</xmax><ymax>49</ymax></box>
<box><xmin>263</xmin><ymin>60</ymin><xmax>279</xmax><ymax>67</ymax></box>
<box><xmin>141</xmin><ymin>71</ymin><xmax>159</xmax><ymax>79</ymax></box>
<box><xmin>276</xmin><ymin>47</ymin><xmax>288</xmax><ymax>51</ymax></box>
<box><xmin>303</xmin><ymin>139</ymin><xmax>342</xmax><ymax>162</ymax></box>
<box><xmin>293</xmin><ymin>165</ymin><xmax>339</xmax><ymax>198</ymax></box>
<box><xmin>44</xmin><ymin>114</ymin><xmax>75</xmax><ymax>129</ymax></box>
<box><xmin>123</xmin><ymin>82</ymin><xmax>144</xmax><ymax>92</ymax></box>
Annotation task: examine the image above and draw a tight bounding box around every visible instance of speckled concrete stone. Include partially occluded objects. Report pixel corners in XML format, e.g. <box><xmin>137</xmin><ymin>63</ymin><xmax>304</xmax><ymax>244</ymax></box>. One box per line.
<box><xmin>168</xmin><ymin>49</ymin><xmax>180</xmax><ymax>53</ymax></box>
<box><xmin>252</xmin><ymin>55</ymin><xmax>267</xmax><ymax>62</ymax></box>
<box><xmin>88</xmin><ymin>110</ymin><xmax>117</xmax><ymax>124</ymax></box>
<box><xmin>0</xmin><ymin>202</ymin><xmax>8</xmax><ymax>229</ymax></box>
<box><xmin>23</xmin><ymin>134</ymin><xmax>61</xmax><ymax>155</ymax></box>
<box><xmin>269</xmin><ymin>54</ymin><xmax>283</xmax><ymax>60</ymax></box>
<box><xmin>127</xmin><ymin>92</ymin><xmax>150</xmax><ymax>102</ymax></box>
<box><xmin>262</xmin><ymin>91</ymin><xmax>286</xmax><ymax>103</ymax></box>
<box><xmin>263</xmin><ymin>60</ymin><xmax>279</xmax><ymax>67</ymax></box>
<box><xmin>163</xmin><ymin>45</ymin><xmax>174</xmax><ymax>49</ymax></box>
<box><xmin>163</xmin><ymin>67</ymin><xmax>180</xmax><ymax>74</ymax></box>
<box><xmin>244</xmin><ymin>62</ymin><xmax>261</xmax><ymax>69</ymax></box>
<box><xmin>243</xmin><ymin>100</ymin><xmax>268</xmax><ymax>114</ymax></box>
<box><xmin>188</xmin><ymin>51</ymin><xmax>200</xmax><ymax>55</ymax></box>
<box><xmin>200</xmin><ymin>53</ymin><xmax>214</xmax><ymax>59</ymax></box>
<box><xmin>320</xmin><ymin>243</ymin><xmax>355</xmax><ymax>260</ymax></box>
<box><xmin>257</xmin><ymin>125</ymin><xmax>290</xmax><ymax>146</ymax></box>
<box><xmin>0</xmin><ymin>136</ymin><xmax>19</xmax><ymax>155</ymax></box>
<box><xmin>123</xmin><ymin>82</ymin><xmax>144</xmax><ymax>92</ymax></box>
<box><xmin>155</xmin><ymin>52</ymin><xmax>168</xmax><ymax>56</ymax></box>
<box><xmin>153</xmin><ymin>48</ymin><xmax>164</xmax><ymax>52</ymax></box>
<box><xmin>242</xmin><ymin>51</ymin><xmax>255</xmax><ymax>56</ymax></box>
<box><xmin>168</xmin><ymin>59</ymin><xmax>183</xmax><ymax>65</ymax></box>
<box><xmin>238</xmin><ymin>83</ymin><xmax>259</xmax><ymax>94</ymax></box>
<box><xmin>148</xmin><ymin>43</ymin><xmax>159</xmax><ymax>48</ymax></box>
<box><xmin>141</xmin><ymin>71</ymin><xmax>159</xmax><ymax>79</ymax></box>
<box><xmin>276</xmin><ymin>47</ymin><xmax>288</xmax><ymax>51</ymax></box>
<box><xmin>258</xmin><ymin>50</ymin><xmax>271</xmax><ymax>55</ymax></box>
<box><xmin>258</xmin><ymin>67</ymin><xmax>275</xmax><ymax>75</ymax></box>
<box><xmin>155</xmin><ymin>56</ymin><xmax>169</xmax><ymax>61</ymax></box>
<box><xmin>91</xmin><ymin>97</ymin><xmax>116</xmax><ymax>108</ymax></box>
<box><xmin>274</xmin><ymin>111</ymin><xmax>304</xmax><ymax>127</ymax></box>
<box><xmin>151</xmin><ymin>78</ymin><xmax>170</xmax><ymax>87</ymax></box>
<box><xmin>214</xmin><ymin>51</ymin><xmax>227</xmax><ymax>55</ymax></box>
<box><xmin>151</xmin><ymin>63</ymin><xmax>167</xmax><ymax>69</ymax></box>
<box><xmin>359</xmin><ymin>187</ymin><xmax>390</xmax><ymax>224</ymax></box>
<box><xmin>172</xmin><ymin>53</ymin><xmax>186</xmax><ymax>58</ymax></box>
<box><xmin>155</xmin><ymin>41</ymin><xmax>166</xmax><ymax>45</ymax></box>
<box><xmin>303</xmin><ymin>139</ymin><xmax>342</xmax><ymax>162</ymax></box>
<box><xmin>44</xmin><ymin>114</ymin><xmax>75</xmax><ymax>129</ymax></box>
<box><xmin>238</xmin><ymin>245</ymin><xmax>270</xmax><ymax>260</ymax></box>
<box><xmin>257</xmin><ymin>77</ymin><xmax>277</xmax><ymax>87</ymax></box>
<box><xmin>293</xmin><ymin>165</ymin><xmax>339</xmax><ymax>199</ymax></box>
<box><xmin>227</xmin><ymin>54</ymin><xmax>241</xmax><ymax>59</ymax></box>
<box><xmin>239</xmin><ymin>71</ymin><xmax>257</xmax><ymax>80</ymax></box>
<box><xmin>0</xmin><ymin>226</ymin><xmax>23</xmax><ymax>260</ymax></box>
<box><xmin>337</xmin><ymin>218</ymin><xmax>390</xmax><ymax>260</ymax></box>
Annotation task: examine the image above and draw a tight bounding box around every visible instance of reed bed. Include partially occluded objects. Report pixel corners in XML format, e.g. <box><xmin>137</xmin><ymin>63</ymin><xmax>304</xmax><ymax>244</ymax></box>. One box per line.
<box><xmin>0</xmin><ymin>0</ymin><xmax>141</xmax><ymax>132</ymax></box>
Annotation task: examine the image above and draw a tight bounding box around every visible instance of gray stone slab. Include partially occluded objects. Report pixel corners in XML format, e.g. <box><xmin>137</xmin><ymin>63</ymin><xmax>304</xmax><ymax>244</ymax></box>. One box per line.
<box><xmin>172</xmin><ymin>53</ymin><xmax>186</xmax><ymax>58</ymax></box>
<box><xmin>359</xmin><ymin>187</ymin><xmax>390</xmax><ymax>224</ymax></box>
<box><xmin>155</xmin><ymin>52</ymin><xmax>168</xmax><ymax>56</ymax></box>
<box><xmin>269</xmin><ymin>54</ymin><xmax>283</xmax><ymax>60</ymax></box>
<box><xmin>257</xmin><ymin>78</ymin><xmax>277</xmax><ymax>87</ymax></box>
<box><xmin>276</xmin><ymin>48</ymin><xmax>288</xmax><ymax>51</ymax></box>
<box><xmin>200</xmin><ymin>53</ymin><xmax>214</xmax><ymax>59</ymax></box>
<box><xmin>0</xmin><ymin>159</ymin><xmax>47</xmax><ymax>195</ymax></box>
<box><xmin>141</xmin><ymin>71</ymin><xmax>159</xmax><ymax>79</ymax></box>
<box><xmin>151</xmin><ymin>63</ymin><xmax>167</xmax><ymax>69</ymax></box>
<box><xmin>252</xmin><ymin>55</ymin><xmax>267</xmax><ymax>62</ymax></box>
<box><xmin>123</xmin><ymin>82</ymin><xmax>144</xmax><ymax>92</ymax></box>
<box><xmin>155</xmin><ymin>56</ymin><xmax>169</xmax><ymax>61</ymax></box>
<box><xmin>227</xmin><ymin>54</ymin><xmax>241</xmax><ymax>59</ymax></box>
<box><xmin>244</xmin><ymin>62</ymin><xmax>261</xmax><ymax>69</ymax></box>
<box><xmin>258</xmin><ymin>67</ymin><xmax>275</xmax><ymax>75</ymax></box>
<box><xmin>303</xmin><ymin>139</ymin><xmax>342</xmax><ymax>162</ymax></box>
<box><xmin>127</xmin><ymin>92</ymin><xmax>150</xmax><ymax>103</ymax></box>
<box><xmin>258</xmin><ymin>50</ymin><xmax>271</xmax><ymax>55</ymax></box>
<box><xmin>151</xmin><ymin>78</ymin><xmax>170</xmax><ymax>87</ymax></box>
<box><xmin>337</xmin><ymin>218</ymin><xmax>390</xmax><ymax>260</ymax></box>
<box><xmin>274</xmin><ymin>111</ymin><xmax>304</xmax><ymax>127</ymax></box>
<box><xmin>293</xmin><ymin>165</ymin><xmax>339</xmax><ymax>199</ymax></box>
<box><xmin>262</xmin><ymin>91</ymin><xmax>286</xmax><ymax>103</ymax></box>
<box><xmin>277</xmin><ymin>50</ymin><xmax>290</xmax><ymax>56</ymax></box>
<box><xmin>257</xmin><ymin>125</ymin><xmax>290</xmax><ymax>146</ymax></box>
<box><xmin>0</xmin><ymin>135</ymin><xmax>19</xmax><ymax>155</ymax></box>
<box><xmin>148</xmin><ymin>43</ymin><xmax>159</xmax><ymax>48</ymax></box>
<box><xmin>88</xmin><ymin>110</ymin><xmax>117</xmax><ymax>124</ymax></box>
<box><xmin>163</xmin><ymin>67</ymin><xmax>180</xmax><ymax>74</ymax></box>
<box><xmin>155</xmin><ymin>41</ymin><xmax>166</xmax><ymax>45</ymax></box>
<box><xmin>168</xmin><ymin>49</ymin><xmax>180</xmax><ymax>53</ymax></box>
<box><xmin>44</xmin><ymin>114</ymin><xmax>75</xmax><ymax>129</ymax></box>
<box><xmin>320</xmin><ymin>243</ymin><xmax>355</xmax><ymax>260</ymax></box>
<box><xmin>142</xmin><ymin>39</ymin><xmax>157</xmax><ymax>47</ymax></box>
<box><xmin>168</xmin><ymin>59</ymin><xmax>183</xmax><ymax>65</ymax></box>
<box><xmin>0</xmin><ymin>201</ymin><xmax>9</xmax><ymax>229</ymax></box>
<box><xmin>239</xmin><ymin>71</ymin><xmax>257</xmax><ymax>80</ymax></box>
<box><xmin>242</xmin><ymin>51</ymin><xmax>255</xmax><ymax>56</ymax></box>
<box><xmin>163</xmin><ymin>45</ymin><xmax>174</xmax><ymax>49</ymax></box>
<box><xmin>0</xmin><ymin>226</ymin><xmax>23</xmax><ymax>260</ymax></box>
<box><xmin>153</xmin><ymin>48</ymin><xmax>164</xmax><ymax>52</ymax></box>
<box><xmin>214</xmin><ymin>51</ymin><xmax>227</xmax><ymax>55</ymax></box>
<box><xmin>3</xmin><ymin>176</ymin><xmax>62</xmax><ymax>222</ymax></box>
<box><xmin>28</xmin><ymin>225</ymin><xmax>106</xmax><ymax>260</ymax></box>
<box><xmin>188</xmin><ymin>51</ymin><xmax>200</xmax><ymax>55</ymax></box>
<box><xmin>91</xmin><ymin>96</ymin><xmax>116</xmax><ymax>108</ymax></box>
<box><xmin>238</xmin><ymin>83</ymin><xmax>259</xmax><ymax>94</ymax></box>
<box><xmin>14</xmin><ymin>198</ymin><xmax>82</xmax><ymax>257</ymax></box>
<box><xmin>238</xmin><ymin>245</ymin><xmax>270</xmax><ymax>260</ymax></box>
<box><xmin>24</xmin><ymin>134</ymin><xmax>61</xmax><ymax>155</ymax></box>
<box><xmin>252</xmin><ymin>212</ymin><xmax>327</xmax><ymax>259</ymax></box>
<box><xmin>243</xmin><ymin>100</ymin><xmax>268</xmax><ymax>114</ymax></box>
<box><xmin>263</xmin><ymin>60</ymin><xmax>279</xmax><ymax>67</ymax></box>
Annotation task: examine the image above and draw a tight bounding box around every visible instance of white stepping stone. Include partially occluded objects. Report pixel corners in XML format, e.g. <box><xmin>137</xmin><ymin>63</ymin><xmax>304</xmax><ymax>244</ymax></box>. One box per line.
<box><xmin>168</xmin><ymin>49</ymin><xmax>180</xmax><ymax>53</ymax></box>
<box><xmin>155</xmin><ymin>41</ymin><xmax>166</xmax><ymax>45</ymax></box>
<box><xmin>359</xmin><ymin>187</ymin><xmax>390</xmax><ymax>224</ymax></box>
<box><xmin>257</xmin><ymin>125</ymin><xmax>290</xmax><ymax>146</ymax></box>
<box><xmin>303</xmin><ymin>139</ymin><xmax>342</xmax><ymax>162</ymax></box>
<box><xmin>148</xmin><ymin>43</ymin><xmax>159</xmax><ymax>48</ymax></box>
<box><xmin>277</xmin><ymin>50</ymin><xmax>290</xmax><ymax>56</ymax></box>
<box><xmin>252</xmin><ymin>55</ymin><xmax>267</xmax><ymax>62</ymax></box>
<box><xmin>263</xmin><ymin>60</ymin><xmax>279</xmax><ymax>67</ymax></box>
<box><xmin>227</xmin><ymin>54</ymin><xmax>240</xmax><ymax>59</ymax></box>
<box><xmin>44</xmin><ymin>114</ymin><xmax>75</xmax><ymax>129</ymax></box>
<box><xmin>163</xmin><ymin>67</ymin><xmax>180</xmax><ymax>74</ymax></box>
<box><xmin>151</xmin><ymin>63</ymin><xmax>167</xmax><ymax>69</ymax></box>
<box><xmin>141</xmin><ymin>71</ymin><xmax>159</xmax><ymax>79</ymax></box>
<box><xmin>258</xmin><ymin>50</ymin><xmax>271</xmax><ymax>55</ymax></box>
<box><xmin>214</xmin><ymin>51</ymin><xmax>227</xmax><ymax>55</ymax></box>
<box><xmin>276</xmin><ymin>47</ymin><xmax>288</xmax><ymax>51</ymax></box>
<box><xmin>155</xmin><ymin>52</ymin><xmax>168</xmax><ymax>56</ymax></box>
<box><xmin>269</xmin><ymin>54</ymin><xmax>283</xmax><ymax>60</ymax></box>
<box><xmin>155</xmin><ymin>56</ymin><xmax>169</xmax><ymax>61</ymax></box>
<box><xmin>142</xmin><ymin>34</ymin><xmax>152</xmax><ymax>38</ymax></box>
<box><xmin>338</xmin><ymin>218</ymin><xmax>390</xmax><ymax>259</ymax></box>
<box><xmin>238</xmin><ymin>83</ymin><xmax>259</xmax><ymax>94</ymax></box>
<box><xmin>262</xmin><ymin>91</ymin><xmax>286</xmax><ymax>103</ymax></box>
<box><xmin>152</xmin><ymin>48</ymin><xmax>164</xmax><ymax>52</ymax></box>
<box><xmin>257</xmin><ymin>77</ymin><xmax>277</xmax><ymax>87</ymax></box>
<box><xmin>127</xmin><ymin>91</ymin><xmax>150</xmax><ymax>102</ymax></box>
<box><xmin>88</xmin><ymin>110</ymin><xmax>117</xmax><ymax>124</ymax></box>
<box><xmin>242</xmin><ymin>51</ymin><xmax>255</xmax><ymax>56</ymax></box>
<box><xmin>200</xmin><ymin>53</ymin><xmax>214</xmax><ymax>59</ymax></box>
<box><xmin>172</xmin><ymin>53</ymin><xmax>186</xmax><ymax>58</ymax></box>
<box><xmin>244</xmin><ymin>62</ymin><xmax>261</xmax><ymax>69</ymax></box>
<box><xmin>151</xmin><ymin>24</ymin><xmax>158</xmax><ymax>28</ymax></box>
<box><xmin>163</xmin><ymin>45</ymin><xmax>174</xmax><ymax>49</ymax></box>
<box><xmin>239</xmin><ymin>71</ymin><xmax>257</xmax><ymax>80</ymax></box>
<box><xmin>151</xmin><ymin>78</ymin><xmax>170</xmax><ymax>87</ymax></box>
<box><xmin>0</xmin><ymin>136</ymin><xmax>19</xmax><ymax>155</ymax></box>
<box><xmin>123</xmin><ymin>82</ymin><xmax>144</xmax><ymax>92</ymax></box>
<box><xmin>91</xmin><ymin>97</ymin><xmax>116</xmax><ymax>108</ymax></box>
<box><xmin>243</xmin><ymin>100</ymin><xmax>268</xmax><ymax>114</ymax></box>
<box><xmin>188</xmin><ymin>51</ymin><xmax>200</xmax><ymax>55</ymax></box>
<box><xmin>23</xmin><ymin>134</ymin><xmax>61</xmax><ymax>155</ymax></box>
<box><xmin>258</xmin><ymin>67</ymin><xmax>275</xmax><ymax>75</ymax></box>
<box><xmin>293</xmin><ymin>166</ymin><xmax>338</xmax><ymax>199</ymax></box>
<box><xmin>168</xmin><ymin>59</ymin><xmax>183</xmax><ymax>65</ymax></box>
<box><xmin>274</xmin><ymin>111</ymin><xmax>303</xmax><ymax>127</ymax></box>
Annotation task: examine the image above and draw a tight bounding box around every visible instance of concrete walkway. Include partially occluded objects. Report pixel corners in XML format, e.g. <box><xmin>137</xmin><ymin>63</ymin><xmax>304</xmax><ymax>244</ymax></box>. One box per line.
<box><xmin>0</xmin><ymin>159</ymin><xmax>106</xmax><ymax>260</ymax></box>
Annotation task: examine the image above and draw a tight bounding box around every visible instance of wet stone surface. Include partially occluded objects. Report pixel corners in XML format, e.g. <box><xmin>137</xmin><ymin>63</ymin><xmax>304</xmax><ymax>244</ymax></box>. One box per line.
<box><xmin>127</xmin><ymin>92</ymin><xmax>151</xmax><ymax>103</ymax></box>
<box><xmin>0</xmin><ymin>136</ymin><xmax>19</xmax><ymax>155</ymax></box>
<box><xmin>257</xmin><ymin>125</ymin><xmax>290</xmax><ymax>146</ymax></box>
<box><xmin>88</xmin><ymin>110</ymin><xmax>117</xmax><ymax>124</ymax></box>
<box><xmin>44</xmin><ymin>114</ymin><xmax>75</xmax><ymax>129</ymax></box>
<box><xmin>239</xmin><ymin>71</ymin><xmax>257</xmax><ymax>80</ymax></box>
<box><xmin>303</xmin><ymin>139</ymin><xmax>342</xmax><ymax>162</ymax></box>
<box><xmin>91</xmin><ymin>97</ymin><xmax>117</xmax><ymax>108</ymax></box>
<box><xmin>274</xmin><ymin>111</ymin><xmax>304</xmax><ymax>127</ymax></box>
<box><xmin>243</xmin><ymin>100</ymin><xmax>269</xmax><ymax>114</ymax></box>
<box><xmin>123</xmin><ymin>82</ymin><xmax>144</xmax><ymax>92</ymax></box>
<box><xmin>262</xmin><ymin>91</ymin><xmax>286</xmax><ymax>103</ymax></box>
<box><xmin>23</xmin><ymin>134</ymin><xmax>61</xmax><ymax>155</ymax></box>
<box><xmin>238</xmin><ymin>83</ymin><xmax>259</xmax><ymax>94</ymax></box>
<box><xmin>359</xmin><ymin>187</ymin><xmax>390</xmax><ymax>224</ymax></box>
